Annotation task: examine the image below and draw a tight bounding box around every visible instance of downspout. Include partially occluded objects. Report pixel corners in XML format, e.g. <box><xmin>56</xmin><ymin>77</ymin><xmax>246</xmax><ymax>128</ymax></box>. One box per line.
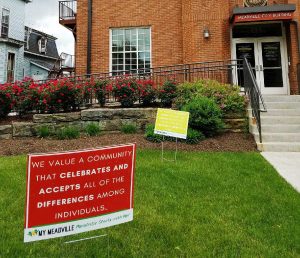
<box><xmin>87</xmin><ymin>0</ymin><xmax>93</xmax><ymax>75</ymax></box>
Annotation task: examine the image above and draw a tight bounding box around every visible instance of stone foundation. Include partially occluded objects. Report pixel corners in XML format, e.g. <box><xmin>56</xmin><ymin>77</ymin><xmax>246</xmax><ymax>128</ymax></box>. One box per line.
<box><xmin>0</xmin><ymin>108</ymin><xmax>247</xmax><ymax>138</ymax></box>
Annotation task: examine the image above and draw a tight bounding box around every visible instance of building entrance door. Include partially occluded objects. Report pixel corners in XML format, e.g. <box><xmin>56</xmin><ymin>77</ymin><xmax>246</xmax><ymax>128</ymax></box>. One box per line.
<box><xmin>233</xmin><ymin>38</ymin><xmax>289</xmax><ymax>95</ymax></box>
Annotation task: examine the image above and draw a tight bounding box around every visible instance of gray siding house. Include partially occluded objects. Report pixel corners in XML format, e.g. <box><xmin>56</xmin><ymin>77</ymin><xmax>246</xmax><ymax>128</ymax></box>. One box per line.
<box><xmin>0</xmin><ymin>0</ymin><xmax>61</xmax><ymax>83</ymax></box>
<box><xmin>0</xmin><ymin>0</ymin><xmax>30</xmax><ymax>83</ymax></box>
<box><xmin>24</xmin><ymin>27</ymin><xmax>60</xmax><ymax>81</ymax></box>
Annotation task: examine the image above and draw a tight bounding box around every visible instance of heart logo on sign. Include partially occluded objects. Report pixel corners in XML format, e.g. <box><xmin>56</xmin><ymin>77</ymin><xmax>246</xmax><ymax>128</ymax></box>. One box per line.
<box><xmin>244</xmin><ymin>0</ymin><xmax>268</xmax><ymax>7</ymax></box>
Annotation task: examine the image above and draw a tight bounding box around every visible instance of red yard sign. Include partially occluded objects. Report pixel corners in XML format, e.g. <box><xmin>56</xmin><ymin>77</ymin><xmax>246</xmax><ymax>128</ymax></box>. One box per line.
<box><xmin>24</xmin><ymin>144</ymin><xmax>136</xmax><ymax>242</ymax></box>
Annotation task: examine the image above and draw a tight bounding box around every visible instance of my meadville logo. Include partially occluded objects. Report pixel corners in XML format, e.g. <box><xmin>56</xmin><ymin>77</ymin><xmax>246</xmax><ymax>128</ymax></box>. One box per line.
<box><xmin>28</xmin><ymin>225</ymin><xmax>75</xmax><ymax>237</ymax></box>
<box><xmin>244</xmin><ymin>0</ymin><xmax>267</xmax><ymax>7</ymax></box>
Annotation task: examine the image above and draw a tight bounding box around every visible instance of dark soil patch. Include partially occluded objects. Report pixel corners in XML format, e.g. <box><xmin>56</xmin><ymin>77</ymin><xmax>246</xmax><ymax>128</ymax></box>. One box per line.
<box><xmin>0</xmin><ymin>133</ymin><xmax>257</xmax><ymax>156</ymax></box>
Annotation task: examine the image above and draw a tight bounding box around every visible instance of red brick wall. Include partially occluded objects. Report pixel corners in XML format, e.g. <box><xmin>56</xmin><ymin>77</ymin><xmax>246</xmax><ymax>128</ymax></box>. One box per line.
<box><xmin>287</xmin><ymin>0</ymin><xmax>300</xmax><ymax>94</ymax></box>
<box><xmin>75</xmin><ymin>0</ymin><xmax>300</xmax><ymax>93</ymax></box>
<box><xmin>76</xmin><ymin>0</ymin><xmax>183</xmax><ymax>75</ymax></box>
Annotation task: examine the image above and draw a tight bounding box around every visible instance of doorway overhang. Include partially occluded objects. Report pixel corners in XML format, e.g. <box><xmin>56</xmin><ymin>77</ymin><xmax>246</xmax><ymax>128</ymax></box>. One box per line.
<box><xmin>231</xmin><ymin>4</ymin><xmax>296</xmax><ymax>24</ymax></box>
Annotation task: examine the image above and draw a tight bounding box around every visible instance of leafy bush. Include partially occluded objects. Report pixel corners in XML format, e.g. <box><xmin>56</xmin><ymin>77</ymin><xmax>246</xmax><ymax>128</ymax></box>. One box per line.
<box><xmin>175</xmin><ymin>80</ymin><xmax>247</xmax><ymax>115</ymax></box>
<box><xmin>85</xmin><ymin>123</ymin><xmax>101</xmax><ymax>136</ymax></box>
<box><xmin>159</xmin><ymin>80</ymin><xmax>177</xmax><ymax>107</ymax></box>
<box><xmin>9</xmin><ymin>78</ymin><xmax>83</xmax><ymax>115</ymax></box>
<box><xmin>56</xmin><ymin>126</ymin><xmax>80</xmax><ymax>140</ymax></box>
<box><xmin>94</xmin><ymin>79</ymin><xmax>109</xmax><ymax>107</ymax></box>
<box><xmin>182</xmin><ymin>96</ymin><xmax>224</xmax><ymax>137</ymax></box>
<box><xmin>47</xmin><ymin>79</ymin><xmax>81</xmax><ymax>113</ymax></box>
<box><xmin>137</xmin><ymin>80</ymin><xmax>157</xmax><ymax>106</ymax></box>
<box><xmin>121</xmin><ymin>124</ymin><xmax>137</xmax><ymax>134</ymax></box>
<box><xmin>0</xmin><ymin>84</ymin><xmax>14</xmax><ymax>118</ymax></box>
<box><xmin>185</xmin><ymin>129</ymin><xmax>205</xmax><ymax>144</ymax></box>
<box><xmin>112</xmin><ymin>76</ymin><xmax>138</xmax><ymax>108</ymax></box>
<box><xmin>36</xmin><ymin>125</ymin><xmax>51</xmax><ymax>138</ymax></box>
<box><xmin>144</xmin><ymin>124</ymin><xmax>163</xmax><ymax>142</ymax></box>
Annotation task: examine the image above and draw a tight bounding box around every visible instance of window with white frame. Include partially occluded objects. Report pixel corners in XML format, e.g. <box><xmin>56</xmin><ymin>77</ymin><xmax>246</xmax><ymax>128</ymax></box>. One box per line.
<box><xmin>38</xmin><ymin>37</ymin><xmax>48</xmax><ymax>54</ymax></box>
<box><xmin>111</xmin><ymin>27</ymin><xmax>151</xmax><ymax>75</ymax></box>
<box><xmin>7</xmin><ymin>52</ymin><xmax>15</xmax><ymax>83</ymax></box>
<box><xmin>1</xmin><ymin>8</ymin><xmax>10</xmax><ymax>38</ymax></box>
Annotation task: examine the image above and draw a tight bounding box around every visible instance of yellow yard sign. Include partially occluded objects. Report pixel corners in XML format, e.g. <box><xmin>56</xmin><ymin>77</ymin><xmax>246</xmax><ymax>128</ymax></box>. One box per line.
<box><xmin>154</xmin><ymin>108</ymin><xmax>190</xmax><ymax>139</ymax></box>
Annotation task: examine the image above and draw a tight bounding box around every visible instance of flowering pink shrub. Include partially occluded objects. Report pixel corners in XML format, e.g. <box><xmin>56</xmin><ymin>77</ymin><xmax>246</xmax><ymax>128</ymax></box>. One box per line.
<box><xmin>158</xmin><ymin>79</ymin><xmax>178</xmax><ymax>107</ymax></box>
<box><xmin>137</xmin><ymin>79</ymin><xmax>157</xmax><ymax>106</ymax></box>
<box><xmin>94</xmin><ymin>79</ymin><xmax>109</xmax><ymax>107</ymax></box>
<box><xmin>0</xmin><ymin>76</ymin><xmax>161</xmax><ymax>118</ymax></box>
<box><xmin>46</xmin><ymin>78</ymin><xmax>82</xmax><ymax>112</ymax></box>
<box><xmin>112</xmin><ymin>76</ymin><xmax>138</xmax><ymax>108</ymax></box>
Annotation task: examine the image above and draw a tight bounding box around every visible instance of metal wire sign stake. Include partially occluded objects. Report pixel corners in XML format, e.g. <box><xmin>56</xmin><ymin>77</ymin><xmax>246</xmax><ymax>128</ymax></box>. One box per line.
<box><xmin>154</xmin><ymin>108</ymin><xmax>190</xmax><ymax>163</ymax></box>
<box><xmin>65</xmin><ymin>234</ymin><xmax>110</xmax><ymax>258</ymax></box>
<box><xmin>161</xmin><ymin>136</ymin><xmax>179</xmax><ymax>162</ymax></box>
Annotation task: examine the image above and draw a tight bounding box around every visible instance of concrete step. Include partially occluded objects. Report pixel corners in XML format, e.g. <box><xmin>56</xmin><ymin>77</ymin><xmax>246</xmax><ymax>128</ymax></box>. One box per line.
<box><xmin>261</xmin><ymin>109</ymin><xmax>300</xmax><ymax>116</ymax></box>
<box><xmin>259</xmin><ymin>116</ymin><xmax>300</xmax><ymax>124</ymax></box>
<box><xmin>257</xmin><ymin>142</ymin><xmax>300</xmax><ymax>152</ymax></box>
<box><xmin>263</xmin><ymin>102</ymin><xmax>300</xmax><ymax>109</ymax></box>
<box><xmin>250</xmin><ymin>124</ymin><xmax>300</xmax><ymax>133</ymax></box>
<box><xmin>254</xmin><ymin>132</ymin><xmax>300</xmax><ymax>142</ymax></box>
<box><xmin>262</xmin><ymin>95</ymin><xmax>300</xmax><ymax>102</ymax></box>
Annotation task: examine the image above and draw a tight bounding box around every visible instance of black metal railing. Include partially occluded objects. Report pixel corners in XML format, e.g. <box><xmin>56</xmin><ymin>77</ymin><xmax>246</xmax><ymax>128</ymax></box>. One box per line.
<box><xmin>59</xmin><ymin>1</ymin><xmax>77</xmax><ymax>21</ymax></box>
<box><xmin>243</xmin><ymin>58</ymin><xmax>267</xmax><ymax>143</ymax></box>
<box><xmin>37</xmin><ymin>59</ymin><xmax>244</xmax><ymax>107</ymax></box>
<box><xmin>74</xmin><ymin>59</ymin><xmax>243</xmax><ymax>85</ymax></box>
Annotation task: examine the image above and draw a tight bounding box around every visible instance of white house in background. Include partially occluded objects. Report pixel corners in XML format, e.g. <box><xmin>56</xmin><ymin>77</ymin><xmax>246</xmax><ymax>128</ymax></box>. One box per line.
<box><xmin>0</xmin><ymin>0</ymin><xmax>31</xmax><ymax>83</ymax></box>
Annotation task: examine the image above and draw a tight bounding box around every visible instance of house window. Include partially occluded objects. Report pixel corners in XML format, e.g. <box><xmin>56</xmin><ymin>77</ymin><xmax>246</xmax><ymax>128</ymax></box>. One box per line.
<box><xmin>111</xmin><ymin>27</ymin><xmax>151</xmax><ymax>75</ymax></box>
<box><xmin>7</xmin><ymin>53</ymin><xmax>15</xmax><ymax>83</ymax></box>
<box><xmin>38</xmin><ymin>37</ymin><xmax>47</xmax><ymax>54</ymax></box>
<box><xmin>1</xmin><ymin>9</ymin><xmax>10</xmax><ymax>38</ymax></box>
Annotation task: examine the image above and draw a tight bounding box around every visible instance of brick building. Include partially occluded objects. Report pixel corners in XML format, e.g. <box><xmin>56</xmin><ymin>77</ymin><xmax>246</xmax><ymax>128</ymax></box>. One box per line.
<box><xmin>60</xmin><ymin>0</ymin><xmax>300</xmax><ymax>95</ymax></box>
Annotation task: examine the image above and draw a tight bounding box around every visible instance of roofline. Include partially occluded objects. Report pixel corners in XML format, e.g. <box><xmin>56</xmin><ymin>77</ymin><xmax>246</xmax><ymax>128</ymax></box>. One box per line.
<box><xmin>30</xmin><ymin>61</ymin><xmax>51</xmax><ymax>71</ymax></box>
<box><xmin>25</xmin><ymin>26</ymin><xmax>58</xmax><ymax>40</ymax></box>
<box><xmin>24</xmin><ymin>51</ymin><xmax>59</xmax><ymax>60</ymax></box>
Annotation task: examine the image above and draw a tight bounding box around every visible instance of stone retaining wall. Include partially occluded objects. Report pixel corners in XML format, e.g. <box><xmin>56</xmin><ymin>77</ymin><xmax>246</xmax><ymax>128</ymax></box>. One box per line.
<box><xmin>0</xmin><ymin>108</ymin><xmax>247</xmax><ymax>139</ymax></box>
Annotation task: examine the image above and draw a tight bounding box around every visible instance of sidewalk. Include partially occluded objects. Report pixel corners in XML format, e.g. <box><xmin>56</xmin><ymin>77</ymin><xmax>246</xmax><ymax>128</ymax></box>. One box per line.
<box><xmin>261</xmin><ymin>152</ymin><xmax>300</xmax><ymax>193</ymax></box>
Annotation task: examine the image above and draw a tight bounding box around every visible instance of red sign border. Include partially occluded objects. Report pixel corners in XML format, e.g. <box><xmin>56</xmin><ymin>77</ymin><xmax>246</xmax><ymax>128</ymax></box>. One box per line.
<box><xmin>24</xmin><ymin>143</ymin><xmax>136</xmax><ymax>229</ymax></box>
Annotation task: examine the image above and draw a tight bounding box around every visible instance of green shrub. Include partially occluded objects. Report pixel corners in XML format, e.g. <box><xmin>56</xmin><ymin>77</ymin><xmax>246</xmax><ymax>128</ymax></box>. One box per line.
<box><xmin>159</xmin><ymin>80</ymin><xmax>177</xmax><ymax>107</ymax></box>
<box><xmin>182</xmin><ymin>96</ymin><xmax>224</xmax><ymax>137</ymax></box>
<box><xmin>85</xmin><ymin>123</ymin><xmax>101</xmax><ymax>136</ymax></box>
<box><xmin>56</xmin><ymin>126</ymin><xmax>80</xmax><ymax>140</ymax></box>
<box><xmin>144</xmin><ymin>124</ymin><xmax>163</xmax><ymax>142</ymax></box>
<box><xmin>0</xmin><ymin>91</ymin><xmax>12</xmax><ymax>118</ymax></box>
<box><xmin>175</xmin><ymin>80</ymin><xmax>247</xmax><ymax>116</ymax></box>
<box><xmin>185</xmin><ymin>129</ymin><xmax>205</xmax><ymax>144</ymax></box>
<box><xmin>36</xmin><ymin>126</ymin><xmax>51</xmax><ymax>138</ymax></box>
<box><xmin>144</xmin><ymin>124</ymin><xmax>205</xmax><ymax>144</ymax></box>
<box><xmin>121</xmin><ymin>124</ymin><xmax>137</xmax><ymax>134</ymax></box>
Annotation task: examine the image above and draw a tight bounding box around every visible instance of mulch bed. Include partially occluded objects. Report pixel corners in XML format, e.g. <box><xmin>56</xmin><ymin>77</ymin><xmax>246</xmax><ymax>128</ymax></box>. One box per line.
<box><xmin>0</xmin><ymin>133</ymin><xmax>257</xmax><ymax>156</ymax></box>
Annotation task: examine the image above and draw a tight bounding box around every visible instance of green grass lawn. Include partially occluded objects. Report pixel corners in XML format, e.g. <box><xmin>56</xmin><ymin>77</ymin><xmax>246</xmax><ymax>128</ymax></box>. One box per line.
<box><xmin>0</xmin><ymin>151</ymin><xmax>300</xmax><ymax>258</ymax></box>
